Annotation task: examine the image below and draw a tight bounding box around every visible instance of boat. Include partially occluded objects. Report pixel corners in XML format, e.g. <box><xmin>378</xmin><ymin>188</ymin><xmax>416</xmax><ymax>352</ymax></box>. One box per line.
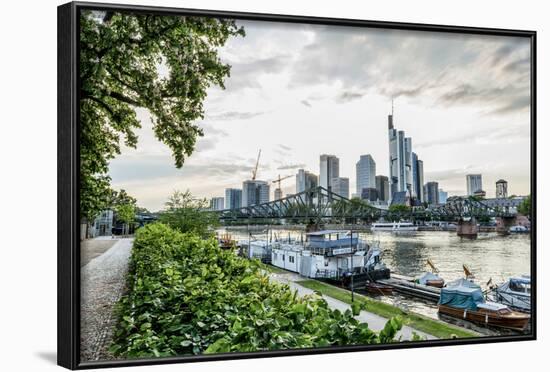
<box><xmin>509</xmin><ymin>225</ymin><xmax>529</xmax><ymax>233</ymax></box>
<box><xmin>365</xmin><ymin>281</ymin><xmax>393</xmax><ymax>295</ymax></box>
<box><xmin>271</xmin><ymin>230</ymin><xmax>369</xmax><ymax>278</ymax></box>
<box><xmin>415</xmin><ymin>259</ymin><xmax>445</xmax><ymax>288</ymax></box>
<box><xmin>438</xmin><ymin>278</ymin><xmax>530</xmax><ymax>331</ymax></box>
<box><xmin>416</xmin><ymin>272</ymin><xmax>445</xmax><ymax>288</ymax></box>
<box><xmin>217</xmin><ymin>233</ymin><xmax>236</xmax><ymax>250</ymax></box>
<box><xmin>491</xmin><ymin>276</ymin><xmax>531</xmax><ymax>313</ymax></box>
<box><xmin>371</xmin><ymin>222</ymin><xmax>418</xmax><ymax>232</ymax></box>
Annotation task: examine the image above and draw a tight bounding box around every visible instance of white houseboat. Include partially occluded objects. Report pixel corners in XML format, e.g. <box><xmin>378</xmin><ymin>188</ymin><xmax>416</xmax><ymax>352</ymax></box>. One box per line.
<box><xmin>270</xmin><ymin>230</ymin><xmax>370</xmax><ymax>279</ymax></box>
<box><xmin>239</xmin><ymin>239</ymin><xmax>272</xmax><ymax>263</ymax></box>
<box><xmin>371</xmin><ymin>222</ymin><xmax>418</xmax><ymax>232</ymax></box>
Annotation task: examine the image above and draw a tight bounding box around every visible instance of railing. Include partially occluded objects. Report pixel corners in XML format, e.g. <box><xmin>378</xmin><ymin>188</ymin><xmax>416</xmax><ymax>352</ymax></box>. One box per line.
<box><xmin>315</xmin><ymin>269</ymin><xmax>340</xmax><ymax>279</ymax></box>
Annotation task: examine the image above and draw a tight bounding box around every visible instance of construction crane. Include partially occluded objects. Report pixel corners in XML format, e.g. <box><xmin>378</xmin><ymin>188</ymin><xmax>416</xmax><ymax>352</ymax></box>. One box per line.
<box><xmin>272</xmin><ymin>174</ymin><xmax>293</xmax><ymax>189</ymax></box>
<box><xmin>272</xmin><ymin>174</ymin><xmax>293</xmax><ymax>200</ymax></box>
<box><xmin>251</xmin><ymin>149</ymin><xmax>261</xmax><ymax>180</ymax></box>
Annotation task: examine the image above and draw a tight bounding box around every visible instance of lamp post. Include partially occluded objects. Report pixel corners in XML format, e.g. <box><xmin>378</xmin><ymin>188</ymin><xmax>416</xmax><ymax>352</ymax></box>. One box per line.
<box><xmin>350</xmin><ymin>228</ymin><xmax>354</xmax><ymax>302</ymax></box>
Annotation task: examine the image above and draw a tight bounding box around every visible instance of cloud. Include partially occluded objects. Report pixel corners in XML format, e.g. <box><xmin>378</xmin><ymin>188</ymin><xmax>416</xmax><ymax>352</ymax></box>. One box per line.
<box><xmin>300</xmin><ymin>100</ymin><xmax>312</xmax><ymax>107</ymax></box>
<box><xmin>277</xmin><ymin>163</ymin><xmax>306</xmax><ymax>170</ymax></box>
<box><xmin>416</xmin><ymin>123</ymin><xmax>529</xmax><ymax>150</ymax></box>
<box><xmin>287</xmin><ymin>26</ymin><xmax>530</xmax><ymax>116</ymax></box>
<box><xmin>109</xmin><ymin>155</ymin><xmax>253</xmax><ymax>184</ymax></box>
<box><xmin>277</xmin><ymin>144</ymin><xmax>292</xmax><ymax>151</ymax></box>
<box><xmin>224</xmin><ymin>55</ymin><xmax>290</xmax><ymax>91</ymax></box>
<box><xmin>335</xmin><ymin>91</ymin><xmax>365</xmax><ymax>103</ymax></box>
<box><xmin>206</xmin><ymin>111</ymin><xmax>265</xmax><ymax>121</ymax></box>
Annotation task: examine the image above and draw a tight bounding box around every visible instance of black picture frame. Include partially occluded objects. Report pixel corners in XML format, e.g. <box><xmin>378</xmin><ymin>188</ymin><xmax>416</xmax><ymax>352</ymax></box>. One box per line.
<box><xmin>58</xmin><ymin>2</ymin><xmax>537</xmax><ymax>369</ymax></box>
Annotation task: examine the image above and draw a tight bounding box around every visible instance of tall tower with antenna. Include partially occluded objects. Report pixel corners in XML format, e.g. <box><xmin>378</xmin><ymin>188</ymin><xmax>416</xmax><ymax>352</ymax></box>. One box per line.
<box><xmin>387</xmin><ymin>98</ymin><xmax>413</xmax><ymax>202</ymax></box>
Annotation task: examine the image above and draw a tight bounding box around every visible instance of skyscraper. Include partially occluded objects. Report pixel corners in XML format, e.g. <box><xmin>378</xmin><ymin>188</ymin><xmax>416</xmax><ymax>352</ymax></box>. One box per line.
<box><xmin>361</xmin><ymin>187</ymin><xmax>378</xmax><ymax>202</ymax></box>
<box><xmin>416</xmin><ymin>159</ymin><xmax>425</xmax><ymax>203</ymax></box>
<box><xmin>296</xmin><ymin>169</ymin><xmax>318</xmax><ymax>193</ymax></box>
<box><xmin>356</xmin><ymin>154</ymin><xmax>376</xmax><ymax>196</ymax></box>
<box><xmin>412</xmin><ymin>152</ymin><xmax>425</xmax><ymax>201</ymax></box>
<box><xmin>496</xmin><ymin>179</ymin><xmax>508</xmax><ymax>198</ymax></box>
<box><xmin>242</xmin><ymin>180</ymin><xmax>270</xmax><ymax>206</ymax></box>
<box><xmin>274</xmin><ymin>188</ymin><xmax>283</xmax><ymax>200</ymax></box>
<box><xmin>425</xmin><ymin>181</ymin><xmax>439</xmax><ymax>206</ymax></box>
<box><xmin>438</xmin><ymin>188</ymin><xmax>448</xmax><ymax>204</ymax></box>
<box><xmin>375</xmin><ymin>175</ymin><xmax>390</xmax><ymax>202</ymax></box>
<box><xmin>210</xmin><ymin>197</ymin><xmax>225</xmax><ymax>211</ymax></box>
<box><xmin>224</xmin><ymin>188</ymin><xmax>242</xmax><ymax>209</ymax></box>
<box><xmin>319</xmin><ymin>154</ymin><xmax>339</xmax><ymax>190</ymax></box>
<box><xmin>466</xmin><ymin>174</ymin><xmax>483</xmax><ymax>196</ymax></box>
<box><xmin>388</xmin><ymin>113</ymin><xmax>412</xmax><ymax>201</ymax></box>
<box><xmin>331</xmin><ymin>177</ymin><xmax>349</xmax><ymax>199</ymax></box>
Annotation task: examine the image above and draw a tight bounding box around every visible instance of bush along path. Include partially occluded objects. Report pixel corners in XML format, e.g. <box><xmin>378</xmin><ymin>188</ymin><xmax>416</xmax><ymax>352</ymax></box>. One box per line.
<box><xmin>110</xmin><ymin>223</ymin><xmax>419</xmax><ymax>359</ymax></box>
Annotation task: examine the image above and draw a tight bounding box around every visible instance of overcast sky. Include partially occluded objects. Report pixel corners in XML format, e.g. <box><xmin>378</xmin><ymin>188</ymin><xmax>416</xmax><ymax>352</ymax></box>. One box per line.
<box><xmin>107</xmin><ymin>19</ymin><xmax>531</xmax><ymax>211</ymax></box>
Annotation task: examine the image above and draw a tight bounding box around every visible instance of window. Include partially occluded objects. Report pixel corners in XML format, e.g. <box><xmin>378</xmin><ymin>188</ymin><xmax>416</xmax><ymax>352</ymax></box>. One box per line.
<box><xmin>282</xmin><ymin>254</ymin><xmax>285</xmax><ymax>261</ymax></box>
<box><xmin>289</xmin><ymin>256</ymin><xmax>295</xmax><ymax>263</ymax></box>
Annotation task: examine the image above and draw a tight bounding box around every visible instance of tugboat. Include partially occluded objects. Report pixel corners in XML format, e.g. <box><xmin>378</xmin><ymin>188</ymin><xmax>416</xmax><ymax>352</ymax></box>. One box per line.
<box><xmin>490</xmin><ymin>276</ymin><xmax>531</xmax><ymax>313</ymax></box>
<box><xmin>438</xmin><ymin>278</ymin><xmax>530</xmax><ymax>331</ymax></box>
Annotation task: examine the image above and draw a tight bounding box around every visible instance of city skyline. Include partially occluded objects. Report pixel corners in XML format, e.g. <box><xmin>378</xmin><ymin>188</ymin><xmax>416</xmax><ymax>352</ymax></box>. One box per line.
<box><xmin>107</xmin><ymin>20</ymin><xmax>531</xmax><ymax>211</ymax></box>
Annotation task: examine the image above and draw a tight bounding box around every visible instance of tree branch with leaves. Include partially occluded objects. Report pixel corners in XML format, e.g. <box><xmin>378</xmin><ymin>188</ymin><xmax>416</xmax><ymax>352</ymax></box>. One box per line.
<box><xmin>79</xmin><ymin>10</ymin><xmax>245</xmax><ymax>221</ymax></box>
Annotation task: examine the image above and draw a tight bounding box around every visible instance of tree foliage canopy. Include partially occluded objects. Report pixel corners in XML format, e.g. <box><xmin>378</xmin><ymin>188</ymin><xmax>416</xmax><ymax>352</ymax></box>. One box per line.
<box><xmin>159</xmin><ymin>190</ymin><xmax>219</xmax><ymax>237</ymax></box>
<box><xmin>517</xmin><ymin>194</ymin><xmax>531</xmax><ymax>217</ymax></box>
<box><xmin>79</xmin><ymin>10</ymin><xmax>244</xmax><ymax>220</ymax></box>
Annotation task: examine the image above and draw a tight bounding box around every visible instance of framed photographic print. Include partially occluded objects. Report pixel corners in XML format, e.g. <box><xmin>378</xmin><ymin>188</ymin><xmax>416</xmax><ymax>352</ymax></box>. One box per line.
<box><xmin>57</xmin><ymin>1</ymin><xmax>536</xmax><ymax>369</ymax></box>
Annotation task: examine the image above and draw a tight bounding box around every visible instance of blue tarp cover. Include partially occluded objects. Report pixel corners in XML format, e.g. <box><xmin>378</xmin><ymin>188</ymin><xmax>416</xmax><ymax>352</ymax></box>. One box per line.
<box><xmin>438</xmin><ymin>278</ymin><xmax>484</xmax><ymax>310</ymax></box>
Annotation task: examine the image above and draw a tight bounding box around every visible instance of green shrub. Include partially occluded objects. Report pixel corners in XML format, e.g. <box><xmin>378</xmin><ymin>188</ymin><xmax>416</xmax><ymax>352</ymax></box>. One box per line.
<box><xmin>110</xmin><ymin>223</ymin><xmax>402</xmax><ymax>358</ymax></box>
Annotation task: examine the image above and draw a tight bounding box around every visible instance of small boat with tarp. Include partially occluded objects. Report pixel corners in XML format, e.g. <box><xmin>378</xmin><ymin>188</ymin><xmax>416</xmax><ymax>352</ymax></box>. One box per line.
<box><xmin>415</xmin><ymin>259</ymin><xmax>445</xmax><ymax>288</ymax></box>
<box><xmin>438</xmin><ymin>278</ymin><xmax>530</xmax><ymax>331</ymax></box>
<box><xmin>416</xmin><ymin>272</ymin><xmax>445</xmax><ymax>288</ymax></box>
<box><xmin>489</xmin><ymin>276</ymin><xmax>531</xmax><ymax>313</ymax></box>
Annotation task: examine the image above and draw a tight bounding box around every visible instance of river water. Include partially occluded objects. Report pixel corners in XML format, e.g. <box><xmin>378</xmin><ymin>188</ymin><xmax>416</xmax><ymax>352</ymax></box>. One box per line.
<box><xmin>219</xmin><ymin>227</ymin><xmax>531</xmax><ymax>321</ymax></box>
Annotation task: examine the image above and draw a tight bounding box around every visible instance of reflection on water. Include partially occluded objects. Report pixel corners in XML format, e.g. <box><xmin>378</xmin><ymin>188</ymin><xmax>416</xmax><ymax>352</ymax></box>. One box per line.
<box><xmin>219</xmin><ymin>228</ymin><xmax>531</xmax><ymax>319</ymax></box>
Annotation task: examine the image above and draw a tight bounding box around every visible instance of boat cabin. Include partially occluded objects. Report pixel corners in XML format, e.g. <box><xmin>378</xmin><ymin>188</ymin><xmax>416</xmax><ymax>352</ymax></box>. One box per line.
<box><xmin>507</xmin><ymin>276</ymin><xmax>531</xmax><ymax>294</ymax></box>
<box><xmin>269</xmin><ymin>230</ymin><xmax>368</xmax><ymax>279</ymax></box>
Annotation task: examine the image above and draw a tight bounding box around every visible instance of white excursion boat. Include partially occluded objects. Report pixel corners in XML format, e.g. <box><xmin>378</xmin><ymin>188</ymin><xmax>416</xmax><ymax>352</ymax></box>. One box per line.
<box><xmin>371</xmin><ymin>222</ymin><xmax>418</xmax><ymax>232</ymax></box>
<box><xmin>492</xmin><ymin>276</ymin><xmax>531</xmax><ymax>313</ymax></box>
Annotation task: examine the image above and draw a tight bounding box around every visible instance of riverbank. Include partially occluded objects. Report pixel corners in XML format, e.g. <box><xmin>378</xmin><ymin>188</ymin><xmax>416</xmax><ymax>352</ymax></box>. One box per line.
<box><xmin>296</xmin><ymin>279</ymin><xmax>479</xmax><ymax>339</ymax></box>
<box><xmin>266</xmin><ymin>271</ymin><xmax>437</xmax><ymax>340</ymax></box>
<box><xmin>223</xmin><ymin>224</ymin><xmax>498</xmax><ymax>233</ymax></box>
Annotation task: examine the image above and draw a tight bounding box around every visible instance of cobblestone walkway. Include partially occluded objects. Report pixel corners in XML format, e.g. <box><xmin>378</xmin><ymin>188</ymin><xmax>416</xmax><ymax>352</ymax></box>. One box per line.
<box><xmin>80</xmin><ymin>238</ymin><xmax>133</xmax><ymax>362</ymax></box>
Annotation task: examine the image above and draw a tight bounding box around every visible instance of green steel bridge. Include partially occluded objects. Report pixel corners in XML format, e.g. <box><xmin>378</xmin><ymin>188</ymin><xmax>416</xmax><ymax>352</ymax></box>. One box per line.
<box><xmin>217</xmin><ymin>186</ymin><xmax>518</xmax><ymax>225</ymax></box>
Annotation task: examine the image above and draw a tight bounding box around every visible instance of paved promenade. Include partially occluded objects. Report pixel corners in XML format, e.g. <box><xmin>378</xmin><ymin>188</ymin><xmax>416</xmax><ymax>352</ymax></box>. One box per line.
<box><xmin>268</xmin><ymin>271</ymin><xmax>436</xmax><ymax>340</ymax></box>
<box><xmin>80</xmin><ymin>238</ymin><xmax>133</xmax><ymax>362</ymax></box>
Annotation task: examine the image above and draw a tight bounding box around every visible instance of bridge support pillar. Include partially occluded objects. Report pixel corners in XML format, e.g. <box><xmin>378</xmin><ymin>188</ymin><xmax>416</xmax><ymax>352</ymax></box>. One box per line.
<box><xmin>496</xmin><ymin>216</ymin><xmax>516</xmax><ymax>235</ymax></box>
<box><xmin>457</xmin><ymin>217</ymin><xmax>478</xmax><ymax>239</ymax></box>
